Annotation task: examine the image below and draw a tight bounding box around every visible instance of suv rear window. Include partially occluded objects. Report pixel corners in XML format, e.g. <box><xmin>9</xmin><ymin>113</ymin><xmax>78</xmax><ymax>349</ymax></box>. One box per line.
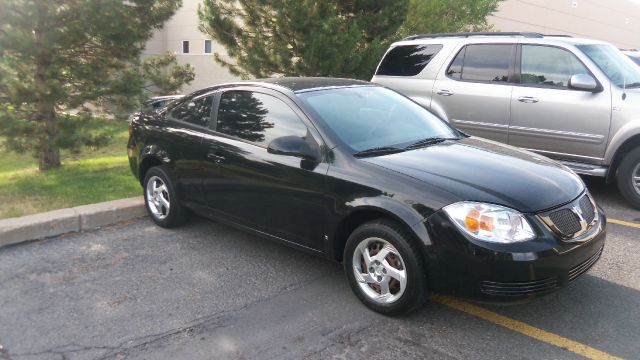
<box><xmin>447</xmin><ymin>44</ymin><xmax>513</xmax><ymax>82</ymax></box>
<box><xmin>376</xmin><ymin>44</ymin><xmax>443</xmax><ymax>76</ymax></box>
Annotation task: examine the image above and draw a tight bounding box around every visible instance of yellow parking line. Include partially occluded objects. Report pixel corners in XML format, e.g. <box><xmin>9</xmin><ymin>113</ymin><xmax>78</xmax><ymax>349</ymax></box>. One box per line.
<box><xmin>608</xmin><ymin>218</ymin><xmax>640</xmax><ymax>229</ymax></box>
<box><xmin>431</xmin><ymin>294</ymin><xmax>623</xmax><ymax>360</ymax></box>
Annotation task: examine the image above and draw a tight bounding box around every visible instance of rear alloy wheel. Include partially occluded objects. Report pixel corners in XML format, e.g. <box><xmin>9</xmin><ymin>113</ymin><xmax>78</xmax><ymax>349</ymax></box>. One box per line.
<box><xmin>143</xmin><ymin>166</ymin><xmax>188</xmax><ymax>227</ymax></box>
<box><xmin>344</xmin><ymin>219</ymin><xmax>427</xmax><ymax>315</ymax></box>
<box><xmin>616</xmin><ymin>147</ymin><xmax>640</xmax><ymax>210</ymax></box>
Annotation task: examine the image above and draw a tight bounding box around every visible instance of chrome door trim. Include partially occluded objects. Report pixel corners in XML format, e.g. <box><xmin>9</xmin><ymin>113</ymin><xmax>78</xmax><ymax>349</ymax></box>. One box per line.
<box><xmin>451</xmin><ymin>119</ymin><xmax>509</xmax><ymax>133</ymax></box>
<box><xmin>509</xmin><ymin>125</ymin><xmax>605</xmax><ymax>144</ymax></box>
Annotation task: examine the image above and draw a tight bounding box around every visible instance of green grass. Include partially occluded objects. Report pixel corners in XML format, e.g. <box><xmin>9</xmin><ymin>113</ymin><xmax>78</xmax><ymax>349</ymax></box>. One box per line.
<box><xmin>0</xmin><ymin>118</ymin><xmax>142</xmax><ymax>219</ymax></box>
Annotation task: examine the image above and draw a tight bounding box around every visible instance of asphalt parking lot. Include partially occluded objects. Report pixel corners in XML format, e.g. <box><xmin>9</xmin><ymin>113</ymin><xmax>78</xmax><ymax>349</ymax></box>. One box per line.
<box><xmin>1</xmin><ymin>176</ymin><xmax>639</xmax><ymax>360</ymax></box>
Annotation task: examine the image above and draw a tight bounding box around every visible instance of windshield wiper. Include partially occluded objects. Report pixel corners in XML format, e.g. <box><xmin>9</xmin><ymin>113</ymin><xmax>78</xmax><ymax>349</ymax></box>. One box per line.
<box><xmin>625</xmin><ymin>82</ymin><xmax>640</xmax><ymax>88</ymax></box>
<box><xmin>353</xmin><ymin>146</ymin><xmax>405</xmax><ymax>158</ymax></box>
<box><xmin>404</xmin><ymin>137</ymin><xmax>456</xmax><ymax>150</ymax></box>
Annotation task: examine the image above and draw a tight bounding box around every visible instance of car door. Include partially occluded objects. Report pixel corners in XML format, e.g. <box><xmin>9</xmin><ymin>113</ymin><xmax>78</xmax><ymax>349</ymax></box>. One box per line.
<box><xmin>431</xmin><ymin>43</ymin><xmax>516</xmax><ymax>143</ymax></box>
<box><xmin>509</xmin><ymin>44</ymin><xmax>611</xmax><ymax>163</ymax></box>
<box><xmin>161</xmin><ymin>93</ymin><xmax>214</xmax><ymax>203</ymax></box>
<box><xmin>200</xmin><ymin>88</ymin><xmax>329</xmax><ymax>251</ymax></box>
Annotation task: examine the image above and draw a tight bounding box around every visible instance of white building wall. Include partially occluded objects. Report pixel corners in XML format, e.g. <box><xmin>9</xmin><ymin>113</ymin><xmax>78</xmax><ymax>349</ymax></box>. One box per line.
<box><xmin>143</xmin><ymin>0</ymin><xmax>237</xmax><ymax>94</ymax></box>
<box><xmin>489</xmin><ymin>0</ymin><xmax>640</xmax><ymax>49</ymax></box>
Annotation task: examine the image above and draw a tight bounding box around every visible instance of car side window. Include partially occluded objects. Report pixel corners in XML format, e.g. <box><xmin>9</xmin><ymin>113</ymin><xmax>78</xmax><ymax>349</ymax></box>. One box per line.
<box><xmin>376</xmin><ymin>44</ymin><xmax>443</xmax><ymax>76</ymax></box>
<box><xmin>216</xmin><ymin>91</ymin><xmax>309</xmax><ymax>146</ymax></box>
<box><xmin>520</xmin><ymin>45</ymin><xmax>589</xmax><ymax>88</ymax></box>
<box><xmin>169</xmin><ymin>95</ymin><xmax>214</xmax><ymax>127</ymax></box>
<box><xmin>447</xmin><ymin>44</ymin><xmax>513</xmax><ymax>82</ymax></box>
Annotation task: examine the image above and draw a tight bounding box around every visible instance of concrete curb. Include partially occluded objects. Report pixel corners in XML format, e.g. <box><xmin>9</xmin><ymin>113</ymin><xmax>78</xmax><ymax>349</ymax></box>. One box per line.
<box><xmin>0</xmin><ymin>196</ymin><xmax>146</xmax><ymax>248</ymax></box>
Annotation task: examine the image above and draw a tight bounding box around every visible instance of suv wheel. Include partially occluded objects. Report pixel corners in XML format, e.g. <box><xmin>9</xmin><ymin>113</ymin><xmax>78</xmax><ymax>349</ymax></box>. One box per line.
<box><xmin>143</xmin><ymin>166</ymin><xmax>189</xmax><ymax>227</ymax></box>
<box><xmin>617</xmin><ymin>147</ymin><xmax>640</xmax><ymax>209</ymax></box>
<box><xmin>343</xmin><ymin>219</ymin><xmax>428</xmax><ymax>315</ymax></box>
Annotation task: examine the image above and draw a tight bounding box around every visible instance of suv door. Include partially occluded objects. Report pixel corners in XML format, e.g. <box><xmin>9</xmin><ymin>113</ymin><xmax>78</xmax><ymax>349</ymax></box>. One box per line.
<box><xmin>432</xmin><ymin>43</ymin><xmax>516</xmax><ymax>143</ymax></box>
<box><xmin>200</xmin><ymin>89</ymin><xmax>328</xmax><ymax>250</ymax></box>
<box><xmin>509</xmin><ymin>44</ymin><xmax>611</xmax><ymax>163</ymax></box>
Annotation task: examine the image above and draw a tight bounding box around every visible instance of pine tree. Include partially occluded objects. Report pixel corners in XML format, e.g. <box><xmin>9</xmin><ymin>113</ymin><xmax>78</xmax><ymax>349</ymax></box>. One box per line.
<box><xmin>198</xmin><ymin>0</ymin><xmax>409</xmax><ymax>80</ymax></box>
<box><xmin>399</xmin><ymin>0</ymin><xmax>503</xmax><ymax>36</ymax></box>
<box><xmin>0</xmin><ymin>0</ymin><xmax>185</xmax><ymax>170</ymax></box>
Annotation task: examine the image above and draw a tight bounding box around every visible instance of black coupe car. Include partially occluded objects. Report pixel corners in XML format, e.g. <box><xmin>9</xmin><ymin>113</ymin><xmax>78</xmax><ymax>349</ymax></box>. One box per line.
<box><xmin>127</xmin><ymin>78</ymin><xmax>606</xmax><ymax>315</ymax></box>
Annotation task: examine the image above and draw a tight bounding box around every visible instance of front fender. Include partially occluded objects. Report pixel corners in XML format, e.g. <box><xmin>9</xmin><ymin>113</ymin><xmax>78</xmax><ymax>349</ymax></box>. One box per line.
<box><xmin>344</xmin><ymin>196</ymin><xmax>433</xmax><ymax>248</ymax></box>
<box><xmin>604</xmin><ymin>120</ymin><xmax>640</xmax><ymax>164</ymax></box>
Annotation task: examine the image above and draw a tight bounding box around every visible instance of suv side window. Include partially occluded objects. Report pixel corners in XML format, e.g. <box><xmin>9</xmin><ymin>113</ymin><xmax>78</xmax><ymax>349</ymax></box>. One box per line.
<box><xmin>216</xmin><ymin>91</ymin><xmax>308</xmax><ymax>146</ymax></box>
<box><xmin>447</xmin><ymin>44</ymin><xmax>513</xmax><ymax>82</ymax></box>
<box><xmin>520</xmin><ymin>45</ymin><xmax>589</xmax><ymax>88</ymax></box>
<box><xmin>376</xmin><ymin>44</ymin><xmax>443</xmax><ymax>76</ymax></box>
<box><xmin>169</xmin><ymin>95</ymin><xmax>214</xmax><ymax>127</ymax></box>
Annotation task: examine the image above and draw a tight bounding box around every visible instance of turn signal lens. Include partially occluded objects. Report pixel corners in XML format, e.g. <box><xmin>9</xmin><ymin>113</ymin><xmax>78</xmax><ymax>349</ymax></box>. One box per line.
<box><xmin>465</xmin><ymin>209</ymin><xmax>480</xmax><ymax>232</ymax></box>
<box><xmin>444</xmin><ymin>202</ymin><xmax>535</xmax><ymax>244</ymax></box>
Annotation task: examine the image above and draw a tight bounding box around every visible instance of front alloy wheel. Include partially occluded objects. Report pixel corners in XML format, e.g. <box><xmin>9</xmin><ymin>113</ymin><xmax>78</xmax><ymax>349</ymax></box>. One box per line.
<box><xmin>352</xmin><ymin>237</ymin><xmax>407</xmax><ymax>304</ymax></box>
<box><xmin>344</xmin><ymin>219</ymin><xmax>428</xmax><ymax>315</ymax></box>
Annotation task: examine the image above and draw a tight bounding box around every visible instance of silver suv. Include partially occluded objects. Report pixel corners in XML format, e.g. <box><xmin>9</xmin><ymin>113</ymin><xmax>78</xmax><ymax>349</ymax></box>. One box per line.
<box><xmin>372</xmin><ymin>32</ymin><xmax>640</xmax><ymax>209</ymax></box>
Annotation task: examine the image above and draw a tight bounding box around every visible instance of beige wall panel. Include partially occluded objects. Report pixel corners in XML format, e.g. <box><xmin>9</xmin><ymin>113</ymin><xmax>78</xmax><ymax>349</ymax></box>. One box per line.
<box><xmin>491</xmin><ymin>0</ymin><xmax>640</xmax><ymax>48</ymax></box>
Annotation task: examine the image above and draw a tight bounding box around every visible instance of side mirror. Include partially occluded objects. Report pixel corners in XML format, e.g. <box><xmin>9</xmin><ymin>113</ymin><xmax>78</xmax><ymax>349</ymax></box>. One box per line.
<box><xmin>267</xmin><ymin>135</ymin><xmax>320</xmax><ymax>162</ymax></box>
<box><xmin>568</xmin><ymin>74</ymin><xmax>600</xmax><ymax>92</ymax></box>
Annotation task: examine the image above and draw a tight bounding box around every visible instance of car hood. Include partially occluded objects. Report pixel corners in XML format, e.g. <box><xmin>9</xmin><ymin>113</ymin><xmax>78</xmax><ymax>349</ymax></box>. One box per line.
<box><xmin>361</xmin><ymin>137</ymin><xmax>584</xmax><ymax>213</ymax></box>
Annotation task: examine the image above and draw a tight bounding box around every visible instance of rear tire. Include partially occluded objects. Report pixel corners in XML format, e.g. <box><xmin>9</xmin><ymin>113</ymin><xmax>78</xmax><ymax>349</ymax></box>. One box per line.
<box><xmin>343</xmin><ymin>219</ymin><xmax>428</xmax><ymax>315</ymax></box>
<box><xmin>143</xmin><ymin>166</ymin><xmax>189</xmax><ymax>228</ymax></box>
<box><xmin>616</xmin><ymin>147</ymin><xmax>640</xmax><ymax>210</ymax></box>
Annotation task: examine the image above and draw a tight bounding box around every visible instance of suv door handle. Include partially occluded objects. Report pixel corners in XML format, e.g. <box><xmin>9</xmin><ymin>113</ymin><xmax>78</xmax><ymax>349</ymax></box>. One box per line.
<box><xmin>207</xmin><ymin>152</ymin><xmax>225</xmax><ymax>164</ymax></box>
<box><xmin>517</xmin><ymin>96</ymin><xmax>539</xmax><ymax>103</ymax></box>
<box><xmin>437</xmin><ymin>90</ymin><xmax>454</xmax><ymax>96</ymax></box>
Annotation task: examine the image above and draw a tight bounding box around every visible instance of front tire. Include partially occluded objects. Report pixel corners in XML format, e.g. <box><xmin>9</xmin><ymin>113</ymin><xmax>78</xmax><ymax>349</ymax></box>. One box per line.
<box><xmin>616</xmin><ymin>147</ymin><xmax>640</xmax><ymax>210</ymax></box>
<box><xmin>343</xmin><ymin>219</ymin><xmax>428</xmax><ymax>315</ymax></box>
<box><xmin>143</xmin><ymin>166</ymin><xmax>189</xmax><ymax>228</ymax></box>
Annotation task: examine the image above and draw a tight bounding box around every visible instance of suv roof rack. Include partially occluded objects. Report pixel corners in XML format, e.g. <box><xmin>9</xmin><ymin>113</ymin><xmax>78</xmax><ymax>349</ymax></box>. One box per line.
<box><xmin>403</xmin><ymin>32</ymin><xmax>569</xmax><ymax>41</ymax></box>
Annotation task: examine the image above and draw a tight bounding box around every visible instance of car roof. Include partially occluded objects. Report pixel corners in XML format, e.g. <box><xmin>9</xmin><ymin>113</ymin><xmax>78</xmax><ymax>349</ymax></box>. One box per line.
<box><xmin>147</xmin><ymin>95</ymin><xmax>185</xmax><ymax>102</ymax></box>
<box><xmin>392</xmin><ymin>33</ymin><xmax>613</xmax><ymax>48</ymax></box>
<box><xmin>196</xmin><ymin>77</ymin><xmax>373</xmax><ymax>96</ymax></box>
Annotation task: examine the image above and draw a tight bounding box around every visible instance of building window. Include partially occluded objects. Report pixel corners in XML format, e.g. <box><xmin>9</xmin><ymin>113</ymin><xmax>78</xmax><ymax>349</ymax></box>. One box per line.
<box><xmin>204</xmin><ymin>40</ymin><xmax>212</xmax><ymax>54</ymax></box>
<box><xmin>182</xmin><ymin>40</ymin><xmax>190</xmax><ymax>54</ymax></box>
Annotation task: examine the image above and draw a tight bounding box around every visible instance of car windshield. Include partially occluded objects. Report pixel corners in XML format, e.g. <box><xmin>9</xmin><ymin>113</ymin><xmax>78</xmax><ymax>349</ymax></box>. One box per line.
<box><xmin>578</xmin><ymin>44</ymin><xmax>640</xmax><ymax>88</ymax></box>
<box><xmin>298</xmin><ymin>86</ymin><xmax>460</xmax><ymax>153</ymax></box>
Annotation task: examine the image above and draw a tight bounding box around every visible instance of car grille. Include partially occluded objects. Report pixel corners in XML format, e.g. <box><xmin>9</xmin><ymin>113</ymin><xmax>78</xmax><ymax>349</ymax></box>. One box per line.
<box><xmin>568</xmin><ymin>245</ymin><xmax>603</xmax><ymax>282</ymax></box>
<box><xmin>541</xmin><ymin>194</ymin><xmax>597</xmax><ymax>239</ymax></box>
<box><xmin>480</xmin><ymin>278</ymin><xmax>559</xmax><ymax>296</ymax></box>
<box><xmin>578</xmin><ymin>194</ymin><xmax>596</xmax><ymax>224</ymax></box>
<box><xmin>548</xmin><ymin>209</ymin><xmax>582</xmax><ymax>235</ymax></box>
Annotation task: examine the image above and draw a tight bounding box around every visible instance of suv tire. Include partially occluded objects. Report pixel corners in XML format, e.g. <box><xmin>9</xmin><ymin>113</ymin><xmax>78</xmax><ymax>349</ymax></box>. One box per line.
<box><xmin>617</xmin><ymin>147</ymin><xmax>640</xmax><ymax>209</ymax></box>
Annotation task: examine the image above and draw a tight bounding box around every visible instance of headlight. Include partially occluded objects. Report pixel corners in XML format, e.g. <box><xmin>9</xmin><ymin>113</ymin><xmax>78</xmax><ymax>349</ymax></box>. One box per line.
<box><xmin>443</xmin><ymin>202</ymin><xmax>535</xmax><ymax>243</ymax></box>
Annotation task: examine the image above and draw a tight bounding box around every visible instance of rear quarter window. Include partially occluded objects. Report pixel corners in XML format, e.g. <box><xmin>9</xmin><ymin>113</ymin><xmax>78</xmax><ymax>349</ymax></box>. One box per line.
<box><xmin>376</xmin><ymin>44</ymin><xmax>443</xmax><ymax>76</ymax></box>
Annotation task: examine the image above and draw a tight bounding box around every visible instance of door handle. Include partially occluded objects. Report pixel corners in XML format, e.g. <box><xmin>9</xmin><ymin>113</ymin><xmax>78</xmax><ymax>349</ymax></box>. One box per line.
<box><xmin>437</xmin><ymin>90</ymin><xmax>454</xmax><ymax>96</ymax></box>
<box><xmin>517</xmin><ymin>96</ymin><xmax>539</xmax><ymax>103</ymax></box>
<box><xmin>207</xmin><ymin>152</ymin><xmax>225</xmax><ymax>164</ymax></box>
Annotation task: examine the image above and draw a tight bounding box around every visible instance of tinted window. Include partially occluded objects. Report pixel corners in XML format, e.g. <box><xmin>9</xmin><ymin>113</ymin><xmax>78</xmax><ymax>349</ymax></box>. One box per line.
<box><xmin>298</xmin><ymin>87</ymin><xmax>459</xmax><ymax>152</ymax></box>
<box><xmin>376</xmin><ymin>44</ymin><xmax>443</xmax><ymax>76</ymax></box>
<box><xmin>217</xmin><ymin>91</ymin><xmax>308</xmax><ymax>145</ymax></box>
<box><xmin>521</xmin><ymin>45</ymin><xmax>589</xmax><ymax>88</ymax></box>
<box><xmin>449</xmin><ymin>44</ymin><xmax>512</xmax><ymax>82</ymax></box>
<box><xmin>446</xmin><ymin>47</ymin><xmax>465</xmax><ymax>79</ymax></box>
<box><xmin>169</xmin><ymin>95</ymin><xmax>213</xmax><ymax>126</ymax></box>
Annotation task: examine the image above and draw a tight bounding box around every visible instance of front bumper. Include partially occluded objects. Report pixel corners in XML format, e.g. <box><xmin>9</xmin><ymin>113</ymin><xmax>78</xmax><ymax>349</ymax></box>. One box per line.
<box><xmin>423</xmin><ymin>205</ymin><xmax>606</xmax><ymax>302</ymax></box>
